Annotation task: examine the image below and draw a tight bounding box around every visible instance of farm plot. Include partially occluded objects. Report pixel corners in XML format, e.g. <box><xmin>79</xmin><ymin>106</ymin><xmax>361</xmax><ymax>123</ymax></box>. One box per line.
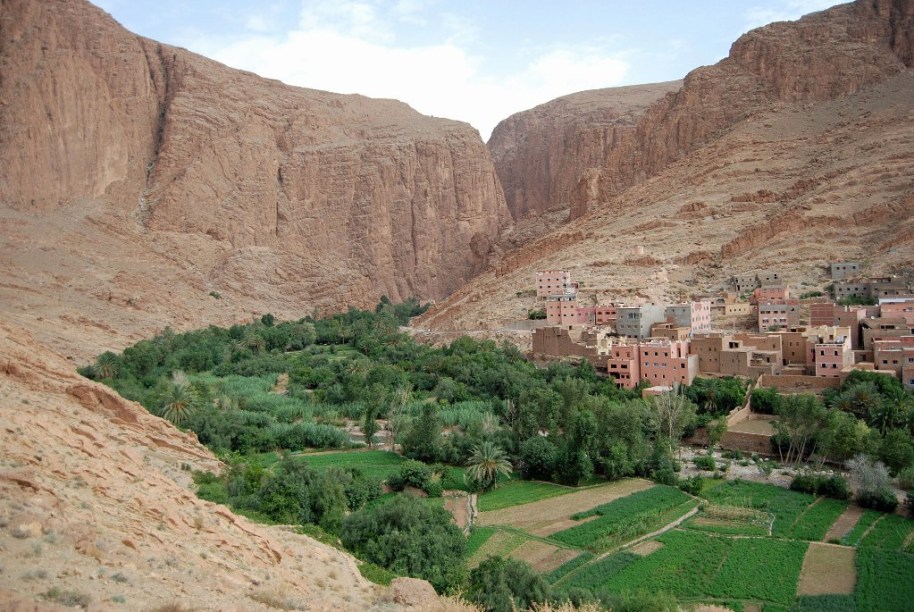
<box><xmin>477</xmin><ymin>480</ymin><xmax>575</xmax><ymax>512</ymax></box>
<box><xmin>787</xmin><ymin>497</ymin><xmax>849</xmax><ymax>541</ymax></box>
<box><xmin>298</xmin><ymin>449</ymin><xmax>404</xmax><ymax>481</ymax></box>
<box><xmin>568</xmin><ymin>530</ymin><xmax>807</xmax><ymax>606</ymax></box>
<box><xmin>684</xmin><ymin>504</ymin><xmax>771</xmax><ymax>537</ymax></box>
<box><xmin>701</xmin><ymin>480</ymin><xmax>825</xmax><ymax>539</ymax></box>
<box><xmin>477</xmin><ymin>479</ymin><xmax>653</xmax><ymax>535</ymax></box>
<box><xmin>466</xmin><ymin>530</ymin><xmax>528</xmax><ymax>568</ymax></box>
<box><xmin>824</xmin><ymin>505</ymin><xmax>864</xmax><ymax>542</ymax></box>
<box><xmin>840</xmin><ymin>509</ymin><xmax>882</xmax><ymax>546</ymax></box>
<box><xmin>855</xmin><ymin>547</ymin><xmax>914</xmax><ymax>611</ymax></box>
<box><xmin>554</xmin><ymin>551</ymin><xmax>640</xmax><ymax>594</ymax></box>
<box><xmin>796</xmin><ymin>542</ymin><xmax>856</xmax><ymax>596</ymax></box>
<box><xmin>858</xmin><ymin>513</ymin><xmax>914</xmax><ymax>551</ymax></box>
<box><xmin>510</xmin><ymin>540</ymin><xmax>582</xmax><ymax>573</ymax></box>
<box><xmin>551</xmin><ymin>486</ymin><xmax>697</xmax><ymax>552</ymax></box>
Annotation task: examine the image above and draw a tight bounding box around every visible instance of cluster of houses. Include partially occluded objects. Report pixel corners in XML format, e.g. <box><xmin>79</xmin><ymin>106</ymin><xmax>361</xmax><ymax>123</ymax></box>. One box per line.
<box><xmin>531</xmin><ymin>267</ymin><xmax>914</xmax><ymax>392</ymax></box>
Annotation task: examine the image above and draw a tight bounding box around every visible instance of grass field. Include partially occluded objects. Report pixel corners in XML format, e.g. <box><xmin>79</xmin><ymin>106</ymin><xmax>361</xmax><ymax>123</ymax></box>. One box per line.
<box><xmin>840</xmin><ymin>509</ymin><xmax>882</xmax><ymax>546</ymax></box>
<box><xmin>684</xmin><ymin>503</ymin><xmax>771</xmax><ymax>537</ymax></box>
<box><xmin>298</xmin><ymin>449</ymin><xmax>405</xmax><ymax>480</ymax></box>
<box><xmin>478</xmin><ymin>480</ymin><xmax>575</xmax><ymax>512</ymax></box>
<box><xmin>477</xmin><ymin>479</ymin><xmax>654</xmax><ymax>535</ymax></box>
<box><xmin>551</xmin><ymin>486</ymin><xmax>697</xmax><ymax>552</ymax></box>
<box><xmin>701</xmin><ymin>480</ymin><xmax>825</xmax><ymax>539</ymax></box>
<box><xmin>787</xmin><ymin>497</ymin><xmax>849</xmax><ymax>541</ymax></box>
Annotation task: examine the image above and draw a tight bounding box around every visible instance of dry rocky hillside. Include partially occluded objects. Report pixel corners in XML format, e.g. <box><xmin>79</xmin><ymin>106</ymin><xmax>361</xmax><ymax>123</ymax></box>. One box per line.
<box><xmin>0</xmin><ymin>0</ymin><xmax>508</xmax><ymax>362</ymax></box>
<box><xmin>415</xmin><ymin>0</ymin><xmax>914</xmax><ymax>334</ymax></box>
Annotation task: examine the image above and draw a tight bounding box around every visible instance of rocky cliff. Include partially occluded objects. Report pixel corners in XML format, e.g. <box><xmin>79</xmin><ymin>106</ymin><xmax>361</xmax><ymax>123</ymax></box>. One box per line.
<box><xmin>0</xmin><ymin>0</ymin><xmax>509</xmax><ymax>359</ymax></box>
<box><xmin>568</xmin><ymin>0</ymin><xmax>914</xmax><ymax>218</ymax></box>
<box><xmin>488</xmin><ymin>82</ymin><xmax>680</xmax><ymax>221</ymax></box>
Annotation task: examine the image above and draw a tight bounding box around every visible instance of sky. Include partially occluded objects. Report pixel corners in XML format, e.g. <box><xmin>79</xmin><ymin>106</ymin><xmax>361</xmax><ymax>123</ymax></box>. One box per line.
<box><xmin>93</xmin><ymin>0</ymin><xmax>844</xmax><ymax>140</ymax></box>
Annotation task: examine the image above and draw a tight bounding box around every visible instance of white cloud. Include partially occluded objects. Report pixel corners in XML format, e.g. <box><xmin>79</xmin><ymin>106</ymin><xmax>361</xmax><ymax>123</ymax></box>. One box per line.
<box><xmin>745</xmin><ymin>0</ymin><xmax>841</xmax><ymax>31</ymax></box>
<box><xmin>205</xmin><ymin>9</ymin><xmax>629</xmax><ymax>140</ymax></box>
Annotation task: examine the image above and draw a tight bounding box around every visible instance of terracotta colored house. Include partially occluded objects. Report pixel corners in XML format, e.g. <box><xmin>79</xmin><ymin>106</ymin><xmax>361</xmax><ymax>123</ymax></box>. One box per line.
<box><xmin>814</xmin><ymin>332</ymin><xmax>853</xmax><ymax>378</ymax></box>
<box><xmin>880</xmin><ymin>298</ymin><xmax>914</xmax><ymax>325</ymax></box>
<box><xmin>751</xmin><ymin>286</ymin><xmax>789</xmax><ymax>305</ymax></box>
<box><xmin>874</xmin><ymin>338</ymin><xmax>904</xmax><ymax>377</ymax></box>
<box><xmin>901</xmin><ymin>336</ymin><xmax>914</xmax><ymax>389</ymax></box>
<box><xmin>758</xmin><ymin>300</ymin><xmax>800</xmax><ymax>331</ymax></box>
<box><xmin>545</xmin><ymin>294</ymin><xmax>578</xmax><ymax>325</ymax></box>
<box><xmin>638</xmin><ymin>339</ymin><xmax>698</xmax><ymax>386</ymax></box>
<box><xmin>536</xmin><ymin>270</ymin><xmax>572</xmax><ymax>299</ymax></box>
<box><xmin>606</xmin><ymin>342</ymin><xmax>641</xmax><ymax>389</ymax></box>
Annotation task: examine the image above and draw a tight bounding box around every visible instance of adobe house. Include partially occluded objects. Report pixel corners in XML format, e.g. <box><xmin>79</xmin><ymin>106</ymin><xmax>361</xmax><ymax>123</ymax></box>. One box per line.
<box><xmin>879</xmin><ymin>297</ymin><xmax>914</xmax><ymax>325</ymax></box>
<box><xmin>664</xmin><ymin>301</ymin><xmax>712</xmax><ymax>335</ymax></box>
<box><xmin>757</xmin><ymin>299</ymin><xmax>800</xmax><ymax>331</ymax></box>
<box><xmin>751</xmin><ymin>286</ymin><xmax>789</xmax><ymax>305</ymax></box>
<box><xmin>535</xmin><ymin>270</ymin><xmax>572</xmax><ymax>299</ymax></box>
<box><xmin>861</xmin><ymin>317</ymin><xmax>913</xmax><ymax>350</ymax></box>
<box><xmin>812</xmin><ymin>331</ymin><xmax>853</xmax><ymax>378</ymax></box>
<box><xmin>638</xmin><ymin>339</ymin><xmax>698</xmax><ymax>386</ymax></box>
<box><xmin>874</xmin><ymin>338</ymin><xmax>905</xmax><ymax>377</ymax></box>
<box><xmin>830</xmin><ymin>261</ymin><xmax>860</xmax><ymax>280</ymax></box>
<box><xmin>731</xmin><ymin>273</ymin><xmax>760</xmax><ymax>294</ymax></box>
<box><xmin>901</xmin><ymin>336</ymin><xmax>914</xmax><ymax>390</ymax></box>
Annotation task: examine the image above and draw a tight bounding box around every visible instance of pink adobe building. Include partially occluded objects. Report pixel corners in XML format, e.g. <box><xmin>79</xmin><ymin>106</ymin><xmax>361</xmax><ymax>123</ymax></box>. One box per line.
<box><xmin>751</xmin><ymin>286</ymin><xmax>789</xmax><ymax>305</ymax></box>
<box><xmin>874</xmin><ymin>338</ymin><xmax>904</xmax><ymax>377</ymax></box>
<box><xmin>545</xmin><ymin>295</ymin><xmax>578</xmax><ymax>325</ymax></box>
<box><xmin>606</xmin><ymin>343</ymin><xmax>641</xmax><ymax>389</ymax></box>
<box><xmin>758</xmin><ymin>299</ymin><xmax>800</xmax><ymax>331</ymax></box>
<box><xmin>880</xmin><ymin>298</ymin><xmax>914</xmax><ymax>325</ymax></box>
<box><xmin>638</xmin><ymin>339</ymin><xmax>698</xmax><ymax>387</ymax></box>
<box><xmin>813</xmin><ymin>331</ymin><xmax>853</xmax><ymax>378</ymax></box>
<box><xmin>536</xmin><ymin>270</ymin><xmax>572</xmax><ymax>299</ymax></box>
<box><xmin>902</xmin><ymin>336</ymin><xmax>914</xmax><ymax>389</ymax></box>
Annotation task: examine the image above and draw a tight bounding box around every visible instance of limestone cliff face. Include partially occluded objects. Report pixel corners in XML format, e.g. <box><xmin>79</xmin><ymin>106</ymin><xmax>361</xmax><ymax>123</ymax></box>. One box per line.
<box><xmin>487</xmin><ymin>82</ymin><xmax>679</xmax><ymax>221</ymax></box>
<box><xmin>567</xmin><ymin>0</ymin><xmax>914</xmax><ymax>219</ymax></box>
<box><xmin>0</xmin><ymin>0</ymin><xmax>509</xmax><ymax>319</ymax></box>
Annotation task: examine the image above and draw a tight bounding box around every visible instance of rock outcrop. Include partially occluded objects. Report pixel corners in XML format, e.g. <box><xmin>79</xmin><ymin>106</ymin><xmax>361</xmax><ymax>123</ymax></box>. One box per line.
<box><xmin>488</xmin><ymin>82</ymin><xmax>680</xmax><ymax>221</ymax></box>
<box><xmin>0</xmin><ymin>0</ymin><xmax>509</xmax><ymax>359</ymax></box>
<box><xmin>567</xmin><ymin>0</ymin><xmax>914</xmax><ymax>218</ymax></box>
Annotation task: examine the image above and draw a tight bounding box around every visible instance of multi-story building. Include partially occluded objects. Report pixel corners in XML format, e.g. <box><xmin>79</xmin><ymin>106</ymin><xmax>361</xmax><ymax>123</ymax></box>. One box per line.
<box><xmin>901</xmin><ymin>336</ymin><xmax>914</xmax><ymax>390</ymax></box>
<box><xmin>834</xmin><ymin>276</ymin><xmax>908</xmax><ymax>301</ymax></box>
<box><xmin>545</xmin><ymin>294</ymin><xmax>578</xmax><ymax>325</ymax></box>
<box><xmin>813</xmin><ymin>332</ymin><xmax>853</xmax><ymax>378</ymax></box>
<box><xmin>831</xmin><ymin>261</ymin><xmax>861</xmax><ymax>280</ymax></box>
<box><xmin>536</xmin><ymin>270</ymin><xmax>572</xmax><ymax>299</ymax></box>
<box><xmin>758</xmin><ymin>271</ymin><xmax>783</xmax><ymax>287</ymax></box>
<box><xmin>751</xmin><ymin>286</ymin><xmax>789</xmax><ymax>305</ymax></box>
<box><xmin>861</xmin><ymin>317</ymin><xmax>913</xmax><ymax>350</ymax></box>
<box><xmin>835</xmin><ymin>305</ymin><xmax>868</xmax><ymax>349</ymax></box>
<box><xmin>880</xmin><ymin>297</ymin><xmax>914</xmax><ymax>325</ymax></box>
<box><xmin>665</xmin><ymin>301</ymin><xmax>712</xmax><ymax>334</ymax></box>
<box><xmin>650</xmin><ymin>322</ymin><xmax>690</xmax><ymax>342</ymax></box>
<box><xmin>616</xmin><ymin>304</ymin><xmax>666</xmax><ymax>339</ymax></box>
<box><xmin>758</xmin><ymin>300</ymin><xmax>800</xmax><ymax>331</ymax></box>
<box><xmin>810</xmin><ymin>303</ymin><xmax>835</xmax><ymax>327</ymax></box>
<box><xmin>639</xmin><ymin>339</ymin><xmax>698</xmax><ymax>387</ymax></box>
<box><xmin>732</xmin><ymin>273</ymin><xmax>760</xmax><ymax>294</ymax></box>
<box><xmin>874</xmin><ymin>339</ymin><xmax>904</xmax><ymax>377</ymax></box>
<box><xmin>605</xmin><ymin>343</ymin><xmax>641</xmax><ymax>389</ymax></box>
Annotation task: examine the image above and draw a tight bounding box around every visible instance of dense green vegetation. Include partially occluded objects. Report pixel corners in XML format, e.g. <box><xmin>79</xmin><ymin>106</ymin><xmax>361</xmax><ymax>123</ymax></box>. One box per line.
<box><xmin>855</xmin><ymin>547</ymin><xmax>914</xmax><ymax>611</ymax></box>
<box><xmin>86</xmin><ymin>302</ymin><xmax>914</xmax><ymax>607</ymax></box>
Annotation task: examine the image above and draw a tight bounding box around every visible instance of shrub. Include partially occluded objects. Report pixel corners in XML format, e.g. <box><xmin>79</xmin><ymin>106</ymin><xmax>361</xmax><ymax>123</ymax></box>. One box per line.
<box><xmin>694</xmin><ymin>455</ymin><xmax>716</xmax><ymax>471</ymax></box>
<box><xmin>857</xmin><ymin>489</ymin><xmax>899</xmax><ymax>513</ymax></box>
<box><xmin>898</xmin><ymin>466</ymin><xmax>914</xmax><ymax>491</ymax></box>
<box><xmin>341</xmin><ymin>495</ymin><xmax>465</xmax><ymax>592</ymax></box>
<box><xmin>789</xmin><ymin>473</ymin><xmax>851</xmax><ymax>500</ymax></box>
<box><xmin>467</xmin><ymin>556</ymin><xmax>551</xmax><ymax>612</ymax></box>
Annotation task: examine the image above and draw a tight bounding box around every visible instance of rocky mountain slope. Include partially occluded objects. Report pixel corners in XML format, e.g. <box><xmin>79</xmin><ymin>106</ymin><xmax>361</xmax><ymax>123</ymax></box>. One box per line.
<box><xmin>0</xmin><ymin>322</ymin><xmax>472</xmax><ymax>610</ymax></box>
<box><xmin>415</xmin><ymin>0</ymin><xmax>914</xmax><ymax>333</ymax></box>
<box><xmin>488</xmin><ymin>81</ymin><xmax>680</xmax><ymax>222</ymax></box>
<box><xmin>0</xmin><ymin>0</ymin><xmax>508</xmax><ymax>361</ymax></box>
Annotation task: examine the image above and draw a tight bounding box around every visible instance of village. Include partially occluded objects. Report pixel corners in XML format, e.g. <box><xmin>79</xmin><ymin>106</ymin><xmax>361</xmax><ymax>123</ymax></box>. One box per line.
<box><xmin>531</xmin><ymin>264</ymin><xmax>914</xmax><ymax>397</ymax></box>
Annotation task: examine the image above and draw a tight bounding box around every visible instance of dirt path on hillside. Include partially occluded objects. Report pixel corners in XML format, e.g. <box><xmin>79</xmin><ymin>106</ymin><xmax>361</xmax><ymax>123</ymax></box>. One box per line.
<box><xmin>824</xmin><ymin>505</ymin><xmax>864</xmax><ymax>542</ymax></box>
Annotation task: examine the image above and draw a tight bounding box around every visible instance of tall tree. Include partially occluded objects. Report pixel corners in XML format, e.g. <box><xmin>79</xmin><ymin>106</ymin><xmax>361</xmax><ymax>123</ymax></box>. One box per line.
<box><xmin>465</xmin><ymin>441</ymin><xmax>513</xmax><ymax>491</ymax></box>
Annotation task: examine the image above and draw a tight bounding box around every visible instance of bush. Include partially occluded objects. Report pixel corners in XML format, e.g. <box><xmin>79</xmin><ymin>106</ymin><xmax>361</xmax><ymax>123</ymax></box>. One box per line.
<box><xmin>694</xmin><ymin>455</ymin><xmax>716</xmax><ymax>471</ymax></box>
<box><xmin>341</xmin><ymin>495</ymin><xmax>465</xmax><ymax>592</ymax></box>
<box><xmin>467</xmin><ymin>556</ymin><xmax>551</xmax><ymax>612</ymax></box>
<box><xmin>789</xmin><ymin>474</ymin><xmax>850</xmax><ymax>500</ymax></box>
<box><xmin>898</xmin><ymin>466</ymin><xmax>914</xmax><ymax>491</ymax></box>
<box><xmin>857</xmin><ymin>489</ymin><xmax>899</xmax><ymax>513</ymax></box>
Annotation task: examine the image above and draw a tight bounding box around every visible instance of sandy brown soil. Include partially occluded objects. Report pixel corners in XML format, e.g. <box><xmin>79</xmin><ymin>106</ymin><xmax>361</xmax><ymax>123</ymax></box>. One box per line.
<box><xmin>824</xmin><ymin>505</ymin><xmax>865</xmax><ymax>542</ymax></box>
<box><xmin>796</xmin><ymin>542</ymin><xmax>857</xmax><ymax>596</ymax></box>
<box><xmin>508</xmin><ymin>541</ymin><xmax>581</xmax><ymax>573</ymax></box>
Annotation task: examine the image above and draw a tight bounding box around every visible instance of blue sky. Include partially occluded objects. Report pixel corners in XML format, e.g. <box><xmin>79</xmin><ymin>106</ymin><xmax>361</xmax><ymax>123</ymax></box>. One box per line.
<box><xmin>93</xmin><ymin>0</ymin><xmax>844</xmax><ymax>139</ymax></box>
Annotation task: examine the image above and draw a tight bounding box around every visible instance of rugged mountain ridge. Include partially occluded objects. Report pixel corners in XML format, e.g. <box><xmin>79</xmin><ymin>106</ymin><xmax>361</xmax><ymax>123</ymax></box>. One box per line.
<box><xmin>567</xmin><ymin>0</ymin><xmax>914</xmax><ymax>218</ymax></box>
<box><xmin>0</xmin><ymin>0</ymin><xmax>509</xmax><ymax>359</ymax></box>
<box><xmin>416</xmin><ymin>0</ymin><xmax>914</xmax><ymax>333</ymax></box>
<box><xmin>487</xmin><ymin>81</ymin><xmax>680</xmax><ymax>221</ymax></box>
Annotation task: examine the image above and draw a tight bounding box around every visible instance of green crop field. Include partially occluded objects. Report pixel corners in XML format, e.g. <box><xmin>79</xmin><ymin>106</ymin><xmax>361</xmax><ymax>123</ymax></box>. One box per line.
<box><xmin>787</xmin><ymin>497</ymin><xmax>848</xmax><ymax>541</ymax></box>
<box><xmin>551</xmin><ymin>486</ymin><xmax>696</xmax><ymax>552</ymax></box>
<box><xmin>298</xmin><ymin>449</ymin><xmax>405</xmax><ymax>480</ymax></box>
<box><xmin>466</xmin><ymin>527</ymin><xmax>495</xmax><ymax>557</ymax></box>
<box><xmin>478</xmin><ymin>480</ymin><xmax>575</xmax><ymax>512</ymax></box>
<box><xmin>855</xmin><ymin>547</ymin><xmax>914</xmax><ymax>611</ymax></box>
<box><xmin>544</xmin><ymin>551</ymin><xmax>594</xmax><ymax>584</ymax></box>
<box><xmin>701</xmin><ymin>480</ymin><xmax>819</xmax><ymax>538</ymax></box>
<box><xmin>553</xmin><ymin>551</ymin><xmax>639</xmax><ymax>594</ymax></box>
<box><xmin>564</xmin><ymin>530</ymin><xmax>807</xmax><ymax>606</ymax></box>
<box><xmin>858</xmin><ymin>514</ymin><xmax>914</xmax><ymax>551</ymax></box>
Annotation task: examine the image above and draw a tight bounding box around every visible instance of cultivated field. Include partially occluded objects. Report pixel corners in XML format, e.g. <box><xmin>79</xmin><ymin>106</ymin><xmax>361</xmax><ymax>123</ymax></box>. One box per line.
<box><xmin>477</xmin><ymin>478</ymin><xmax>653</xmax><ymax>535</ymax></box>
<box><xmin>797</xmin><ymin>542</ymin><xmax>856</xmax><ymax>596</ymax></box>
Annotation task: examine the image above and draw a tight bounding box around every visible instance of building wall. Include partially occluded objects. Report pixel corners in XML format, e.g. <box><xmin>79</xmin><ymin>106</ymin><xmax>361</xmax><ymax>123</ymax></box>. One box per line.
<box><xmin>606</xmin><ymin>344</ymin><xmax>640</xmax><ymax>389</ymax></box>
<box><xmin>874</xmin><ymin>339</ymin><xmax>904</xmax><ymax>376</ymax></box>
<box><xmin>810</xmin><ymin>303</ymin><xmax>835</xmax><ymax>327</ymax></box>
<box><xmin>758</xmin><ymin>271</ymin><xmax>782</xmax><ymax>286</ymax></box>
<box><xmin>881</xmin><ymin>301</ymin><xmax>914</xmax><ymax>325</ymax></box>
<box><xmin>665</xmin><ymin>301</ymin><xmax>712</xmax><ymax>334</ymax></box>
<box><xmin>690</xmin><ymin>334</ymin><xmax>725</xmax><ymax>373</ymax></box>
<box><xmin>835</xmin><ymin>306</ymin><xmax>867</xmax><ymax>349</ymax></box>
<box><xmin>532</xmin><ymin>326</ymin><xmax>591</xmax><ymax>358</ymax></box>
<box><xmin>830</xmin><ymin>262</ymin><xmax>860</xmax><ymax>280</ymax></box>
<box><xmin>862</xmin><ymin>319</ymin><xmax>912</xmax><ymax>350</ymax></box>
<box><xmin>639</xmin><ymin>340</ymin><xmax>697</xmax><ymax>386</ymax></box>
<box><xmin>616</xmin><ymin>304</ymin><xmax>666</xmax><ymax>339</ymax></box>
<box><xmin>752</xmin><ymin>287</ymin><xmax>789</xmax><ymax>304</ymax></box>
<box><xmin>723</xmin><ymin>303</ymin><xmax>752</xmax><ymax>315</ymax></box>
<box><xmin>545</xmin><ymin>295</ymin><xmax>578</xmax><ymax>325</ymax></box>
<box><xmin>757</xmin><ymin>301</ymin><xmax>800</xmax><ymax>330</ymax></box>
<box><xmin>814</xmin><ymin>336</ymin><xmax>853</xmax><ymax>378</ymax></box>
<box><xmin>536</xmin><ymin>270</ymin><xmax>571</xmax><ymax>298</ymax></box>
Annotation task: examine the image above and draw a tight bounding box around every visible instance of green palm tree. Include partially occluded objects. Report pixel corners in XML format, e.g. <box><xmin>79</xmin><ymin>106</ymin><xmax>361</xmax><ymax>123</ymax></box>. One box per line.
<box><xmin>160</xmin><ymin>380</ymin><xmax>199</xmax><ymax>426</ymax></box>
<box><xmin>465</xmin><ymin>441</ymin><xmax>512</xmax><ymax>492</ymax></box>
<box><xmin>94</xmin><ymin>352</ymin><xmax>120</xmax><ymax>379</ymax></box>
